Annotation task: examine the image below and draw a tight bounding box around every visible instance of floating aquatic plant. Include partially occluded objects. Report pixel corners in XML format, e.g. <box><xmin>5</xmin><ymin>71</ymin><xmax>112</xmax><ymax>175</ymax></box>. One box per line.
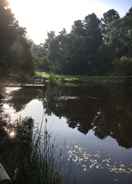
<box><xmin>67</xmin><ymin>144</ymin><xmax>132</xmax><ymax>174</ymax></box>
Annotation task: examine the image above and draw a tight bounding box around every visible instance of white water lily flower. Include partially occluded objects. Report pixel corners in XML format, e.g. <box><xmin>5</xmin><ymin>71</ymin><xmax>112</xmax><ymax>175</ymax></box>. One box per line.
<box><xmin>72</xmin><ymin>156</ymin><xmax>78</xmax><ymax>162</ymax></box>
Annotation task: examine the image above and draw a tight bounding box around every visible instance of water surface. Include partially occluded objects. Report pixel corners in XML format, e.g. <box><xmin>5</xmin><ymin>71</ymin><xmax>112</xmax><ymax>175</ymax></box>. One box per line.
<box><xmin>1</xmin><ymin>83</ymin><xmax>132</xmax><ymax>184</ymax></box>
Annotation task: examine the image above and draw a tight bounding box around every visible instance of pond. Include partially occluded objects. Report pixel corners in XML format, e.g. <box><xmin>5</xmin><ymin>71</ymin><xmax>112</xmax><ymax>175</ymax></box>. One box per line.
<box><xmin>0</xmin><ymin>83</ymin><xmax>132</xmax><ymax>184</ymax></box>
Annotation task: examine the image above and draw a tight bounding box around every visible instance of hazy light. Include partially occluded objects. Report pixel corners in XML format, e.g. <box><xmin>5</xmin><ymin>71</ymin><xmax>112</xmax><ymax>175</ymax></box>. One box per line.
<box><xmin>10</xmin><ymin>0</ymin><xmax>109</xmax><ymax>43</ymax></box>
<box><xmin>9</xmin><ymin>130</ymin><xmax>16</xmax><ymax>138</ymax></box>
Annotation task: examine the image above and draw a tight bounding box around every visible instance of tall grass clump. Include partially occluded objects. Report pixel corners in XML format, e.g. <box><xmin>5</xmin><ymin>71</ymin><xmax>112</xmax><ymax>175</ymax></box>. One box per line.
<box><xmin>14</xmin><ymin>117</ymin><xmax>63</xmax><ymax>184</ymax></box>
<box><xmin>31</xmin><ymin>119</ymin><xmax>63</xmax><ymax>184</ymax></box>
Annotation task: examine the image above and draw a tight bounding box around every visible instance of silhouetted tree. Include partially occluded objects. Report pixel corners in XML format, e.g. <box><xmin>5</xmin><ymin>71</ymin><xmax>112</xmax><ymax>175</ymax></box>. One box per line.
<box><xmin>0</xmin><ymin>0</ymin><xmax>33</xmax><ymax>78</ymax></box>
<box><xmin>34</xmin><ymin>7</ymin><xmax>132</xmax><ymax>76</ymax></box>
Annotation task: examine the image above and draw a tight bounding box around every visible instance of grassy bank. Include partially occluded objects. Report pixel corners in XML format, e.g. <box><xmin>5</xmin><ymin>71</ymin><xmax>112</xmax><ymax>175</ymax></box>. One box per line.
<box><xmin>35</xmin><ymin>71</ymin><xmax>132</xmax><ymax>85</ymax></box>
<box><xmin>35</xmin><ymin>72</ymin><xmax>80</xmax><ymax>82</ymax></box>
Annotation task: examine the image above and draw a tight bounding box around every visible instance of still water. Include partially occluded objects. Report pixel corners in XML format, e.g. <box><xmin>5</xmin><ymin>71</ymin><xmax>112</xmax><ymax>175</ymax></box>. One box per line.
<box><xmin>1</xmin><ymin>83</ymin><xmax>132</xmax><ymax>183</ymax></box>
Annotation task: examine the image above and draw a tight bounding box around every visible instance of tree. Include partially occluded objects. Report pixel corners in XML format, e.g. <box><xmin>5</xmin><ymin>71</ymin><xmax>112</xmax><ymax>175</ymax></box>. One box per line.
<box><xmin>41</xmin><ymin>7</ymin><xmax>132</xmax><ymax>76</ymax></box>
<box><xmin>0</xmin><ymin>0</ymin><xmax>17</xmax><ymax>73</ymax></box>
<box><xmin>71</xmin><ymin>20</ymin><xmax>85</xmax><ymax>36</ymax></box>
<box><xmin>11</xmin><ymin>37</ymin><xmax>34</xmax><ymax>76</ymax></box>
<box><xmin>0</xmin><ymin>0</ymin><xmax>34</xmax><ymax>78</ymax></box>
<box><xmin>83</xmin><ymin>13</ymin><xmax>102</xmax><ymax>74</ymax></box>
<box><xmin>45</xmin><ymin>14</ymin><xmax>102</xmax><ymax>75</ymax></box>
<box><xmin>31</xmin><ymin>43</ymin><xmax>49</xmax><ymax>72</ymax></box>
<box><xmin>121</xmin><ymin>7</ymin><xmax>132</xmax><ymax>57</ymax></box>
<box><xmin>102</xmin><ymin>9</ymin><xmax>120</xmax><ymax>46</ymax></box>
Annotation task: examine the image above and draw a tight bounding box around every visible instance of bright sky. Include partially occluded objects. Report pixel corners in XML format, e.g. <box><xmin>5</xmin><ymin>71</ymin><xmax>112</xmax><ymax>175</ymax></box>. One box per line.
<box><xmin>10</xmin><ymin>0</ymin><xmax>132</xmax><ymax>44</ymax></box>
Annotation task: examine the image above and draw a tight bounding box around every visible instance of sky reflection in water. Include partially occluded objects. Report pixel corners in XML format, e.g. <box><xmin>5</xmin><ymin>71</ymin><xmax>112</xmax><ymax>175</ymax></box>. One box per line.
<box><xmin>2</xmin><ymin>85</ymin><xmax>132</xmax><ymax>184</ymax></box>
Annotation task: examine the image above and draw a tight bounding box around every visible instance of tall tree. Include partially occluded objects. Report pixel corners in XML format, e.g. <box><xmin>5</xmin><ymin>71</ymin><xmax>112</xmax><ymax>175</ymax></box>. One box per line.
<box><xmin>102</xmin><ymin>9</ymin><xmax>120</xmax><ymax>46</ymax></box>
<box><xmin>83</xmin><ymin>13</ymin><xmax>102</xmax><ymax>74</ymax></box>
<box><xmin>0</xmin><ymin>0</ymin><xmax>33</xmax><ymax>77</ymax></box>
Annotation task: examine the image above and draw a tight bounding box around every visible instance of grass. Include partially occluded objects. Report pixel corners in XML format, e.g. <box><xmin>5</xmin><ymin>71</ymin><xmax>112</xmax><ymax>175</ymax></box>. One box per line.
<box><xmin>0</xmin><ymin>117</ymin><xmax>63</xmax><ymax>184</ymax></box>
<box><xmin>0</xmin><ymin>92</ymin><xmax>74</xmax><ymax>184</ymax></box>
<box><xmin>35</xmin><ymin>71</ymin><xmax>132</xmax><ymax>85</ymax></box>
<box><xmin>35</xmin><ymin>71</ymin><xmax>79</xmax><ymax>82</ymax></box>
<box><xmin>31</xmin><ymin>115</ymin><xmax>64</xmax><ymax>184</ymax></box>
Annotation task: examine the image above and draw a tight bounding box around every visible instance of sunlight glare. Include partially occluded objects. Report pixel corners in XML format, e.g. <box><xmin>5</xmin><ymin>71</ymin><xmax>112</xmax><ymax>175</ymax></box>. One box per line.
<box><xmin>10</xmin><ymin>0</ymin><xmax>108</xmax><ymax>43</ymax></box>
<box><xmin>9</xmin><ymin>130</ymin><xmax>16</xmax><ymax>138</ymax></box>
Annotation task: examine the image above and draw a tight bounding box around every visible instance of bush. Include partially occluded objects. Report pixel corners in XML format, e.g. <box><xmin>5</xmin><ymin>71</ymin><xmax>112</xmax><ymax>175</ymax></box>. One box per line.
<box><xmin>113</xmin><ymin>56</ymin><xmax>132</xmax><ymax>75</ymax></box>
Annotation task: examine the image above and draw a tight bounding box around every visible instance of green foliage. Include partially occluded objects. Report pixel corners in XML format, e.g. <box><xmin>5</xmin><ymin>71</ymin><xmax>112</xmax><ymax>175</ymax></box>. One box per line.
<box><xmin>49</xmin><ymin>73</ymin><xmax>57</xmax><ymax>84</ymax></box>
<box><xmin>33</xmin><ymin>57</ymin><xmax>49</xmax><ymax>71</ymax></box>
<box><xmin>0</xmin><ymin>0</ymin><xmax>34</xmax><ymax>78</ymax></box>
<box><xmin>33</xmin><ymin>6</ymin><xmax>132</xmax><ymax>77</ymax></box>
<box><xmin>102</xmin><ymin>8</ymin><xmax>132</xmax><ymax>58</ymax></box>
<box><xmin>101</xmin><ymin>9</ymin><xmax>120</xmax><ymax>47</ymax></box>
<box><xmin>113</xmin><ymin>56</ymin><xmax>132</xmax><ymax>75</ymax></box>
<box><xmin>44</xmin><ymin>13</ymin><xmax>102</xmax><ymax>75</ymax></box>
<box><xmin>31</xmin><ymin>43</ymin><xmax>50</xmax><ymax>72</ymax></box>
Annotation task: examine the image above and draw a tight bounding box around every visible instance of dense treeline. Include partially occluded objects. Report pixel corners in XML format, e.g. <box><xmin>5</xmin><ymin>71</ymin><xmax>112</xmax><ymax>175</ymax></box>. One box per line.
<box><xmin>0</xmin><ymin>0</ymin><xmax>33</xmax><ymax>79</ymax></box>
<box><xmin>33</xmin><ymin>7</ymin><xmax>132</xmax><ymax>75</ymax></box>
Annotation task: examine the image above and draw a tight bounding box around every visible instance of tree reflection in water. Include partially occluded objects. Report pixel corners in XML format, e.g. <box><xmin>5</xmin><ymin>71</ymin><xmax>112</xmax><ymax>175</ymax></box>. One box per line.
<box><xmin>44</xmin><ymin>84</ymin><xmax>132</xmax><ymax>149</ymax></box>
<box><xmin>2</xmin><ymin>84</ymin><xmax>132</xmax><ymax>149</ymax></box>
<box><xmin>0</xmin><ymin>86</ymin><xmax>62</xmax><ymax>184</ymax></box>
<box><xmin>0</xmin><ymin>83</ymin><xmax>132</xmax><ymax>183</ymax></box>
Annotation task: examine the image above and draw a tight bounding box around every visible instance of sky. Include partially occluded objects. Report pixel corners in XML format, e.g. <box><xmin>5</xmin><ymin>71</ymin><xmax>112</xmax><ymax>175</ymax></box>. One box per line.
<box><xmin>10</xmin><ymin>0</ymin><xmax>132</xmax><ymax>44</ymax></box>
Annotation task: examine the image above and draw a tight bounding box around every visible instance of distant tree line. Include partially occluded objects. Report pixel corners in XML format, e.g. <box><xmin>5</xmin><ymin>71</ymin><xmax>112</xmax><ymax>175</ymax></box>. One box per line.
<box><xmin>0</xmin><ymin>0</ymin><xmax>33</xmax><ymax>79</ymax></box>
<box><xmin>33</xmin><ymin>7</ymin><xmax>132</xmax><ymax>75</ymax></box>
